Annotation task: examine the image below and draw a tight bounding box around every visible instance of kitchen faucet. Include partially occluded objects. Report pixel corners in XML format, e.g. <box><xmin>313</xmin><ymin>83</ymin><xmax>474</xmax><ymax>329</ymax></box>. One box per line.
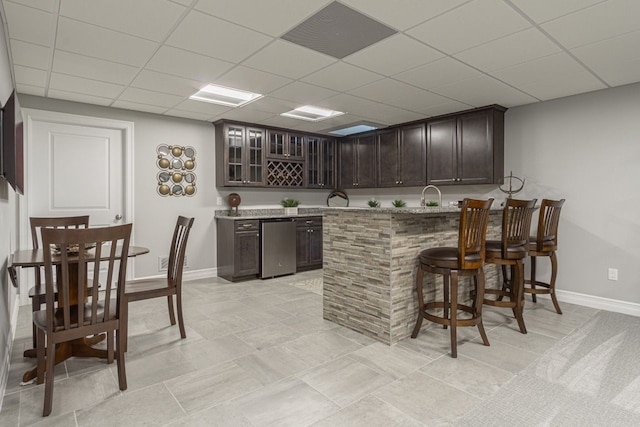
<box><xmin>420</xmin><ymin>185</ymin><xmax>442</xmax><ymax>207</ymax></box>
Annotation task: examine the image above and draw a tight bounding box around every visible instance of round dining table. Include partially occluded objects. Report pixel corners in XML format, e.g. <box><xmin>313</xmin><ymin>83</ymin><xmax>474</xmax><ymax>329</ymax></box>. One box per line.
<box><xmin>8</xmin><ymin>245</ymin><xmax>149</xmax><ymax>383</ymax></box>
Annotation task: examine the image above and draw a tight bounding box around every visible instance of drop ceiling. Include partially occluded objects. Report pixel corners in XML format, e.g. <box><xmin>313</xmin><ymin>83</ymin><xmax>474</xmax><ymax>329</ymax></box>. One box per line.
<box><xmin>2</xmin><ymin>0</ymin><xmax>639</xmax><ymax>135</ymax></box>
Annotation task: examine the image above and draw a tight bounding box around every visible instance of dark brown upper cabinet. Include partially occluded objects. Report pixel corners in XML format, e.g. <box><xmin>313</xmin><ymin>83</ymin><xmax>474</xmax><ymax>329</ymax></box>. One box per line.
<box><xmin>377</xmin><ymin>123</ymin><xmax>426</xmax><ymax>187</ymax></box>
<box><xmin>426</xmin><ymin>105</ymin><xmax>505</xmax><ymax>185</ymax></box>
<box><xmin>266</xmin><ymin>129</ymin><xmax>304</xmax><ymax>160</ymax></box>
<box><xmin>338</xmin><ymin>132</ymin><xmax>377</xmax><ymax>189</ymax></box>
<box><xmin>216</xmin><ymin>123</ymin><xmax>265</xmax><ymax>187</ymax></box>
<box><xmin>306</xmin><ymin>137</ymin><xmax>336</xmax><ymax>189</ymax></box>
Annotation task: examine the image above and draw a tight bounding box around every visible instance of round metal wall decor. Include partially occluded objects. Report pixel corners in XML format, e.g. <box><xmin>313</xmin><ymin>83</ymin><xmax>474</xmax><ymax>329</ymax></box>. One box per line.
<box><xmin>157</xmin><ymin>144</ymin><xmax>197</xmax><ymax>197</ymax></box>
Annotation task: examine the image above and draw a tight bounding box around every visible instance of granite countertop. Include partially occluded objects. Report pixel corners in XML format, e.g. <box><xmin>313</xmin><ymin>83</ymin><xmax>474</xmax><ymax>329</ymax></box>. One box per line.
<box><xmin>215</xmin><ymin>208</ymin><xmax>324</xmax><ymax>220</ymax></box>
<box><xmin>323</xmin><ymin>206</ymin><xmax>463</xmax><ymax>214</ymax></box>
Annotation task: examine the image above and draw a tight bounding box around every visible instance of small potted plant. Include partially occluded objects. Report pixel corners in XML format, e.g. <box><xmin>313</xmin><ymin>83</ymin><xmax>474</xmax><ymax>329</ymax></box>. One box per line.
<box><xmin>368</xmin><ymin>199</ymin><xmax>380</xmax><ymax>208</ymax></box>
<box><xmin>426</xmin><ymin>201</ymin><xmax>439</xmax><ymax>207</ymax></box>
<box><xmin>391</xmin><ymin>199</ymin><xmax>406</xmax><ymax>208</ymax></box>
<box><xmin>281</xmin><ymin>198</ymin><xmax>300</xmax><ymax>215</ymax></box>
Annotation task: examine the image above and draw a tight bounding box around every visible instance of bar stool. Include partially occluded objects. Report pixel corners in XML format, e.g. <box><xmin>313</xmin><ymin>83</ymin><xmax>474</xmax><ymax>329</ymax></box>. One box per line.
<box><xmin>524</xmin><ymin>198</ymin><xmax>565</xmax><ymax>314</ymax></box>
<box><xmin>411</xmin><ymin>198</ymin><xmax>494</xmax><ymax>358</ymax></box>
<box><xmin>483</xmin><ymin>198</ymin><xmax>537</xmax><ymax>334</ymax></box>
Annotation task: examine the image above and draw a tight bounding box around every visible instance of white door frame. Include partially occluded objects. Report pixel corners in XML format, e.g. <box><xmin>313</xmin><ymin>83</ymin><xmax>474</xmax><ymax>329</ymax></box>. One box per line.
<box><xmin>18</xmin><ymin>108</ymin><xmax>135</xmax><ymax>304</ymax></box>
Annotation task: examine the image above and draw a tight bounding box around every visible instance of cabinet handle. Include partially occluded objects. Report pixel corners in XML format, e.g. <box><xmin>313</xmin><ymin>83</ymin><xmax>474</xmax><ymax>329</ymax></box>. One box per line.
<box><xmin>241</xmin><ymin>224</ymin><xmax>253</xmax><ymax>229</ymax></box>
<box><xmin>400</xmin><ymin>180</ymin><xmax>403</xmax><ymax>184</ymax></box>
<box><xmin>306</xmin><ymin>220</ymin><xmax>313</xmax><ymax>225</ymax></box>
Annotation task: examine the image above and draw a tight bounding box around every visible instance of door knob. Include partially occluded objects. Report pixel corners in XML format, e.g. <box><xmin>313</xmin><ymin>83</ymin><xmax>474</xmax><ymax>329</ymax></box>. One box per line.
<box><xmin>115</xmin><ymin>214</ymin><xmax>122</xmax><ymax>221</ymax></box>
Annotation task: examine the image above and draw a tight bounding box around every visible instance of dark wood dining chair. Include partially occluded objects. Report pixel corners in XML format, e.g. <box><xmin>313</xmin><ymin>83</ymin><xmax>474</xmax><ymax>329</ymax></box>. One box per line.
<box><xmin>483</xmin><ymin>198</ymin><xmax>537</xmax><ymax>334</ymax></box>
<box><xmin>35</xmin><ymin>224</ymin><xmax>132</xmax><ymax>416</ymax></box>
<box><xmin>29</xmin><ymin>216</ymin><xmax>90</xmax><ymax>347</ymax></box>
<box><xmin>412</xmin><ymin>198</ymin><xmax>494</xmax><ymax>358</ymax></box>
<box><xmin>122</xmin><ymin>216</ymin><xmax>194</xmax><ymax>351</ymax></box>
<box><xmin>524</xmin><ymin>198</ymin><xmax>565</xmax><ymax>314</ymax></box>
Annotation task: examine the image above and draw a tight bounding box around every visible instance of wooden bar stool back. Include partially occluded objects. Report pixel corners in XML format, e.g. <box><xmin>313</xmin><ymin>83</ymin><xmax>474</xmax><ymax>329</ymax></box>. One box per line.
<box><xmin>483</xmin><ymin>198</ymin><xmax>537</xmax><ymax>334</ymax></box>
<box><xmin>411</xmin><ymin>198</ymin><xmax>494</xmax><ymax>358</ymax></box>
<box><xmin>28</xmin><ymin>216</ymin><xmax>90</xmax><ymax>347</ymax></box>
<box><xmin>524</xmin><ymin>198</ymin><xmax>565</xmax><ymax>314</ymax></box>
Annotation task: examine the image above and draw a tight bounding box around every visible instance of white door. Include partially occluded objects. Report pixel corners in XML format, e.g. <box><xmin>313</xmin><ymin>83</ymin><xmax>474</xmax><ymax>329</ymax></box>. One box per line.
<box><xmin>21</xmin><ymin>109</ymin><xmax>134</xmax><ymax>303</ymax></box>
<box><xmin>29</xmin><ymin>121</ymin><xmax>124</xmax><ymax>226</ymax></box>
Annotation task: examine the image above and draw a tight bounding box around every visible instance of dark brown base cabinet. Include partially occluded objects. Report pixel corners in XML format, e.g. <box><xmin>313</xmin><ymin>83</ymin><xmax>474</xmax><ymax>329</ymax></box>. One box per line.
<box><xmin>217</xmin><ymin>219</ymin><xmax>260</xmax><ymax>281</ymax></box>
<box><xmin>296</xmin><ymin>217</ymin><xmax>323</xmax><ymax>271</ymax></box>
<box><xmin>426</xmin><ymin>105</ymin><xmax>505</xmax><ymax>185</ymax></box>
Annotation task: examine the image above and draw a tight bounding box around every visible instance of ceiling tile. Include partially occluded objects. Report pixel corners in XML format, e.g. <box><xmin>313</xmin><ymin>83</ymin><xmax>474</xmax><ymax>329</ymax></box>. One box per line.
<box><xmin>490</xmin><ymin>52</ymin><xmax>587</xmax><ymax>87</ymax></box>
<box><xmin>13</xmin><ymin>64</ymin><xmax>47</xmax><ymax>86</ymax></box>
<box><xmin>53</xmin><ymin>50</ymin><xmax>139</xmax><ymax>85</ymax></box>
<box><xmin>17</xmin><ymin>83</ymin><xmax>45</xmax><ymax>96</ymax></box>
<box><xmin>166</xmin><ymin>10</ymin><xmax>272</xmax><ymax>63</ymax></box>
<box><xmin>518</xmin><ymin>71</ymin><xmax>606</xmax><ymax>100</ymax></box>
<box><xmin>172</xmin><ymin>99</ymin><xmax>233</xmax><ymax>116</ymax></box>
<box><xmin>454</xmin><ymin>28</ymin><xmax>561</xmax><ymax>72</ymax></box>
<box><xmin>542</xmin><ymin>0</ymin><xmax>640</xmax><ymax>48</ymax></box>
<box><xmin>57</xmin><ymin>17</ymin><xmax>158</xmax><ymax>67</ymax></box>
<box><xmin>195</xmin><ymin>0</ymin><xmax>330</xmax><ymax>37</ymax></box>
<box><xmin>216</xmin><ymin>108</ymin><xmax>275</xmax><ymax>123</ymax></box>
<box><xmin>262</xmin><ymin>114</ymin><xmax>315</xmax><ymax>129</ymax></box>
<box><xmin>418</xmin><ymin>101</ymin><xmax>474</xmax><ymax>118</ymax></box>
<box><xmin>59</xmin><ymin>0</ymin><xmax>186</xmax><ymax>41</ymax></box>
<box><xmin>131</xmin><ymin>70</ymin><xmax>202</xmax><ymax>96</ymax></box>
<box><xmin>239</xmin><ymin>97</ymin><xmax>298</xmax><ymax>115</ymax></box>
<box><xmin>242</xmin><ymin>40</ymin><xmax>336</xmax><ymax>79</ymax></box>
<box><xmin>146</xmin><ymin>46</ymin><xmax>234</xmax><ymax>83</ymax></box>
<box><xmin>431</xmin><ymin>75</ymin><xmax>538</xmax><ymax>107</ymax></box>
<box><xmin>407</xmin><ymin>0</ymin><xmax>531</xmax><ymax>54</ymax></box>
<box><xmin>3</xmin><ymin>1</ymin><xmax>53</xmax><ymax>46</ymax></box>
<box><xmin>118</xmin><ymin>87</ymin><xmax>184</xmax><ymax>108</ymax></box>
<box><xmin>509</xmin><ymin>0</ymin><xmax>607</xmax><ymax>24</ymax></box>
<box><xmin>164</xmin><ymin>109</ymin><xmax>214</xmax><ymax>121</ymax></box>
<box><xmin>112</xmin><ymin>100</ymin><xmax>168</xmax><ymax>114</ymax></box>
<box><xmin>341</xmin><ymin>0</ymin><xmax>469</xmax><ymax>31</ymax></box>
<box><xmin>213</xmin><ymin>66</ymin><xmax>292</xmax><ymax>95</ymax></box>
<box><xmin>268</xmin><ymin>82</ymin><xmax>338</xmax><ymax>104</ymax></box>
<box><xmin>10</xmin><ymin>39</ymin><xmax>50</xmax><ymax>69</ymax></box>
<box><xmin>572</xmin><ymin>30</ymin><xmax>640</xmax><ymax>86</ymax></box>
<box><xmin>344</xmin><ymin>34</ymin><xmax>443</xmax><ymax>76</ymax></box>
<box><xmin>50</xmin><ymin>73</ymin><xmax>124</xmax><ymax>98</ymax></box>
<box><xmin>348</xmin><ymin>78</ymin><xmax>452</xmax><ymax>113</ymax></box>
<box><xmin>47</xmin><ymin>89</ymin><xmax>113</xmax><ymax>106</ymax></box>
<box><xmin>301</xmin><ymin>62</ymin><xmax>383</xmax><ymax>92</ymax></box>
<box><xmin>7</xmin><ymin>0</ymin><xmax>56</xmax><ymax>13</ymax></box>
<box><xmin>393</xmin><ymin>57</ymin><xmax>481</xmax><ymax>90</ymax></box>
<box><xmin>316</xmin><ymin>93</ymin><xmax>422</xmax><ymax>124</ymax></box>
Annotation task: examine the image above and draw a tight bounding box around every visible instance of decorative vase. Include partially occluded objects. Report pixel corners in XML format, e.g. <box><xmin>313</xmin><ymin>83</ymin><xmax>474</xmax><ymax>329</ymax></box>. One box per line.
<box><xmin>284</xmin><ymin>207</ymin><xmax>298</xmax><ymax>216</ymax></box>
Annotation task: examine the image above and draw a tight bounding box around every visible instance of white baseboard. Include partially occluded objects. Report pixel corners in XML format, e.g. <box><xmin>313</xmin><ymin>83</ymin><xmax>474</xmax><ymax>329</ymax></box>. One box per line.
<box><xmin>555</xmin><ymin>289</ymin><xmax>640</xmax><ymax>317</ymax></box>
<box><xmin>133</xmin><ymin>267</ymin><xmax>218</xmax><ymax>282</ymax></box>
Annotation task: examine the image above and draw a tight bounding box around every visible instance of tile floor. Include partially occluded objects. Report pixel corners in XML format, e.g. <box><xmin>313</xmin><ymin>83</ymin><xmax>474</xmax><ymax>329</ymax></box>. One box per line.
<box><xmin>0</xmin><ymin>270</ymin><xmax>599</xmax><ymax>426</ymax></box>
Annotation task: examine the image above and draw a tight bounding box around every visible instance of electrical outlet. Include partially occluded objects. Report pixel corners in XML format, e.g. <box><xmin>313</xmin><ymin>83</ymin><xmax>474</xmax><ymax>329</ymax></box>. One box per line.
<box><xmin>216</xmin><ymin>196</ymin><xmax>223</xmax><ymax>206</ymax></box>
<box><xmin>608</xmin><ymin>268</ymin><xmax>618</xmax><ymax>281</ymax></box>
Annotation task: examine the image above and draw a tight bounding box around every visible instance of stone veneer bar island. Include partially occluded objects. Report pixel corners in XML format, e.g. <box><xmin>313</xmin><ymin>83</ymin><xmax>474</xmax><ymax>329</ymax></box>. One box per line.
<box><xmin>322</xmin><ymin>206</ymin><xmax>500</xmax><ymax>345</ymax></box>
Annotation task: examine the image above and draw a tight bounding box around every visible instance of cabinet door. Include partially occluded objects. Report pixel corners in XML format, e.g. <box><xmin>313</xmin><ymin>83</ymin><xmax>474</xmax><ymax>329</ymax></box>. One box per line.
<box><xmin>246</xmin><ymin>127</ymin><xmax>265</xmax><ymax>185</ymax></box>
<box><xmin>399</xmin><ymin>124</ymin><xmax>426</xmax><ymax>186</ymax></box>
<box><xmin>267</xmin><ymin>130</ymin><xmax>287</xmax><ymax>159</ymax></box>
<box><xmin>307</xmin><ymin>137</ymin><xmax>320</xmax><ymax>188</ymax></box>
<box><xmin>308</xmin><ymin>224</ymin><xmax>323</xmax><ymax>266</ymax></box>
<box><xmin>338</xmin><ymin>138</ymin><xmax>356</xmax><ymax>189</ymax></box>
<box><xmin>458</xmin><ymin>110</ymin><xmax>493</xmax><ymax>185</ymax></box>
<box><xmin>356</xmin><ymin>134</ymin><xmax>377</xmax><ymax>188</ymax></box>
<box><xmin>224</xmin><ymin>125</ymin><xmax>245</xmax><ymax>185</ymax></box>
<box><xmin>234</xmin><ymin>231</ymin><xmax>260</xmax><ymax>277</ymax></box>
<box><xmin>287</xmin><ymin>133</ymin><xmax>305</xmax><ymax>160</ymax></box>
<box><xmin>321</xmin><ymin>139</ymin><xmax>336</xmax><ymax>189</ymax></box>
<box><xmin>377</xmin><ymin>129</ymin><xmax>399</xmax><ymax>187</ymax></box>
<box><xmin>426</xmin><ymin>118</ymin><xmax>457</xmax><ymax>185</ymax></box>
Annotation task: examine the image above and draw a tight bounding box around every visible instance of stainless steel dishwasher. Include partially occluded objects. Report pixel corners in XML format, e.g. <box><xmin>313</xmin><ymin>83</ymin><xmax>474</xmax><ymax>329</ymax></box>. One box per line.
<box><xmin>260</xmin><ymin>218</ymin><xmax>296</xmax><ymax>278</ymax></box>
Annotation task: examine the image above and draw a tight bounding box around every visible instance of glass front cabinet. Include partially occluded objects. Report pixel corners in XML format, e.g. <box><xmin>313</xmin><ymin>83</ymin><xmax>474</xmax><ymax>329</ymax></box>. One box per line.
<box><xmin>218</xmin><ymin>123</ymin><xmax>265</xmax><ymax>186</ymax></box>
<box><xmin>306</xmin><ymin>137</ymin><xmax>336</xmax><ymax>188</ymax></box>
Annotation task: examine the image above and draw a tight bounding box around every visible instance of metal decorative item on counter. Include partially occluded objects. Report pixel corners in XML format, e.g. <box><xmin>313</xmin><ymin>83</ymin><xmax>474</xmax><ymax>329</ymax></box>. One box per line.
<box><xmin>228</xmin><ymin>193</ymin><xmax>241</xmax><ymax>216</ymax></box>
<box><xmin>327</xmin><ymin>190</ymin><xmax>349</xmax><ymax>207</ymax></box>
<box><xmin>499</xmin><ymin>171</ymin><xmax>525</xmax><ymax>199</ymax></box>
<box><xmin>157</xmin><ymin>144</ymin><xmax>197</xmax><ymax>197</ymax></box>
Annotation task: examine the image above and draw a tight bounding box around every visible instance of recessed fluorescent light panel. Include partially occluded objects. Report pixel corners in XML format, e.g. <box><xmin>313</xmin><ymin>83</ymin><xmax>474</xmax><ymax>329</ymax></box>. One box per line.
<box><xmin>281</xmin><ymin>105</ymin><xmax>345</xmax><ymax>122</ymax></box>
<box><xmin>329</xmin><ymin>124</ymin><xmax>379</xmax><ymax>136</ymax></box>
<box><xmin>189</xmin><ymin>84</ymin><xmax>262</xmax><ymax>107</ymax></box>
